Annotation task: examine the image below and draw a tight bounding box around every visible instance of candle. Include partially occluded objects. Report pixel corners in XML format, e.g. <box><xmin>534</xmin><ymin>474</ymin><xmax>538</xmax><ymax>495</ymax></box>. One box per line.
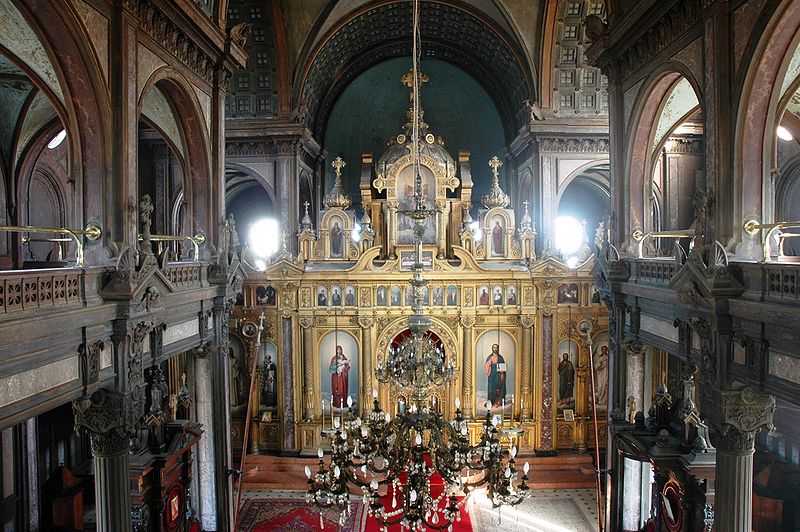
<box><xmin>322</xmin><ymin>399</ymin><xmax>325</xmax><ymax>431</ymax></box>
<box><xmin>511</xmin><ymin>394</ymin><xmax>514</xmax><ymax>424</ymax></box>
<box><xmin>501</xmin><ymin>398</ymin><xmax>505</xmax><ymax>425</ymax></box>
<box><xmin>331</xmin><ymin>394</ymin><xmax>335</xmax><ymax>427</ymax></box>
<box><xmin>521</xmin><ymin>398</ymin><xmax>524</xmax><ymax>420</ymax></box>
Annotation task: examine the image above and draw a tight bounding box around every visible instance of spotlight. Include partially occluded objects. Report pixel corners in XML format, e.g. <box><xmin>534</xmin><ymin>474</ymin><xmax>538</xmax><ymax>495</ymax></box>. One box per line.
<box><xmin>777</xmin><ymin>125</ymin><xmax>794</xmax><ymax>142</ymax></box>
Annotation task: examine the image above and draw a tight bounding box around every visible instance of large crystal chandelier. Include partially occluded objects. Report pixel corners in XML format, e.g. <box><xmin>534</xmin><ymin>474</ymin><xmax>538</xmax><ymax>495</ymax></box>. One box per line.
<box><xmin>306</xmin><ymin>1</ymin><xmax>530</xmax><ymax>529</ymax></box>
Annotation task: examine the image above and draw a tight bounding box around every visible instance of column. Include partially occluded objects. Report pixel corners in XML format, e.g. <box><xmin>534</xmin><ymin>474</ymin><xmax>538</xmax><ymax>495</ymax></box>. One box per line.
<box><xmin>460</xmin><ymin>315</ymin><xmax>475</xmax><ymax>418</ymax></box>
<box><xmin>73</xmin><ymin>389</ymin><xmax>132</xmax><ymax>532</ymax></box>
<box><xmin>359</xmin><ymin>317</ymin><xmax>374</xmax><ymax>403</ymax></box>
<box><xmin>539</xmin><ymin>314</ymin><xmax>554</xmax><ymax>451</ymax></box>
<box><xmin>276</xmin><ymin>151</ymin><xmax>298</xmax><ymax>253</ymax></box>
<box><xmin>520</xmin><ymin>316</ymin><xmax>534</xmax><ymax>419</ymax></box>
<box><xmin>300</xmin><ymin>317</ymin><xmax>314</xmax><ymax>420</ymax></box>
<box><xmin>194</xmin><ymin>348</ymin><xmax>217</xmax><ymax>531</ymax></box>
<box><xmin>281</xmin><ymin>317</ymin><xmax>296</xmax><ymax>450</ymax></box>
<box><xmin>622</xmin><ymin>343</ymin><xmax>646</xmax><ymax>531</ymax></box>
<box><xmin>710</xmin><ymin>387</ymin><xmax>775</xmax><ymax>532</ymax></box>
<box><xmin>25</xmin><ymin>417</ymin><xmax>39</xmax><ymax>530</ymax></box>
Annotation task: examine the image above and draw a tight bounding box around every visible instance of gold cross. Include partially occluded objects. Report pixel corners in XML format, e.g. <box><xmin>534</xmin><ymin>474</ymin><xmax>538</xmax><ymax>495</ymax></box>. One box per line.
<box><xmin>488</xmin><ymin>155</ymin><xmax>503</xmax><ymax>177</ymax></box>
<box><xmin>331</xmin><ymin>156</ymin><xmax>346</xmax><ymax>178</ymax></box>
<box><xmin>303</xmin><ymin>201</ymin><xmax>310</xmax><ymax>214</ymax></box>
<box><xmin>400</xmin><ymin>69</ymin><xmax>429</xmax><ymax>89</ymax></box>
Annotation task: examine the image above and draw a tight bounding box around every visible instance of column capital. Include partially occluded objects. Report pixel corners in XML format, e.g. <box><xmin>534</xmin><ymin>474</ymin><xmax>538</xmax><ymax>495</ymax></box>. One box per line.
<box><xmin>357</xmin><ymin>315</ymin><xmax>374</xmax><ymax>329</ymax></box>
<box><xmin>460</xmin><ymin>314</ymin><xmax>476</xmax><ymax>328</ymax></box>
<box><xmin>520</xmin><ymin>314</ymin><xmax>535</xmax><ymax>328</ymax></box>
<box><xmin>709</xmin><ymin>387</ymin><xmax>775</xmax><ymax>453</ymax></box>
<box><xmin>299</xmin><ymin>315</ymin><xmax>314</xmax><ymax>329</ymax></box>
<box><xmin>73</xmin><ymin>389</ymin><xmax>129</xmax><ymax>457</ymax></box>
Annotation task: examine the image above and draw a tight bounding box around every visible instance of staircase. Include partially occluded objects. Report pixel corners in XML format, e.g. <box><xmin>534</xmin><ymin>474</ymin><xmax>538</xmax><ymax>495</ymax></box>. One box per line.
<box><xmin>240</xmin><ymin>452</ymin><xmax>597</xmax><ymax>491</ymax></box>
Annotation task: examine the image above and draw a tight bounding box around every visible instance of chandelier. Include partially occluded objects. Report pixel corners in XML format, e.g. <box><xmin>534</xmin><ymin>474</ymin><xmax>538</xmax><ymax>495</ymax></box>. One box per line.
<box><xmin>306</xmin><ymin>1</ymin><xmax>531</xmax><ymax>529</ymax></box>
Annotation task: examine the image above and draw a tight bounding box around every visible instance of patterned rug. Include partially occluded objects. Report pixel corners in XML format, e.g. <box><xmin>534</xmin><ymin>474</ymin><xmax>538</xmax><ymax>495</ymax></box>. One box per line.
<box><xmin>238</xmin><ymin>497</ymin><xmax>367</xmax><ymax>531</ymax></box>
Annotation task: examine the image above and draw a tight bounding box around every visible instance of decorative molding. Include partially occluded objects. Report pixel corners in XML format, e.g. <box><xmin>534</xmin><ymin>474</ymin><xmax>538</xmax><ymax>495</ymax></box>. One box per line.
<box><xmin>537</xmin><ymin>136</ymin><xmax>609</xmax><ymax>153</ymax></box>
<box><xmin>80</xmin><ymin>339</ymin><xmax>106</xmax><ymax>385</ymax></box>
<box><xmin>136</xmin><ymin>0</ymin><xmax>216</xmax><ymax>85</ymax></box>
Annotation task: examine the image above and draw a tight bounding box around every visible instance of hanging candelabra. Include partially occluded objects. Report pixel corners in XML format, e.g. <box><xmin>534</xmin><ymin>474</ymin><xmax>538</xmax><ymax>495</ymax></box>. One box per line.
<box><xmin>305</xmin><ymin>1</ymin><xmax>531</xmax><ymax>529</ymax></box>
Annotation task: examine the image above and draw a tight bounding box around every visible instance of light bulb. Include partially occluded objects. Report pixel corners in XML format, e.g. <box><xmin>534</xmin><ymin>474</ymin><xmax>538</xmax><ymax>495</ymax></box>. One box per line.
<box><xmin>341</xmin><ymin>430</ymin><xmax>348</xmax><ymax>441</ymax></box>
<box><xmin>317</xmin><ymin>447</ymin><xmax>324</xmax><ymax>458</ymax></box>
<box><xmin>370</xmin><ymin>480</ymin><xmax>379</xmax><ymax>490</ymax></box>
<box><xmin>504</xmin><ymin>467</ymin><xmax>511</xmax><ymax>478</ymax></box>
<box><xmin>523</xmin><ymin>462</ymin><xmax>530</xmax><ymax>474</ymax></box>
<box><xmin>347</xmin><ymin>395</ymin><xmax>353</xmax><ymax>407</ymax></box>
<box><xmin>334</xmin><ymin>465</ymin><xmax>340</xmax><ymax>478</ymax></box>
<box><xmin>334</xmin><ymin>418</ymin><xmax>340</xmax><ymax>429</ymax></box>
<box><xmin>455</xmin><ymin>397</ymin><xmax>461</xmax><ymax>409</ymax></box>
<box><xmin>373</xmin><ymin>389</ymin><xmax>378</xmax><ymax>399</ymax></box>
<box><xmin>415</xmin><ymin>433</ymin><xmax>422</xmax><ymax>446</ymax></box>
<box><xmin>485</xmin><ymin>401</ymin><xmax>492</xmax><ymax>411</ymax></box>
<box><xmin>511</xmin><ymin>446</ymin><xmax>517</xmax><ymax>458</ymax></box>
<box><xmin>410</xmin><ymin>489</ymin><xmax>417</xmax><ymax>502</ymax></box>
<box><xmin>461</xmin><ymin>425</ymin><xmax>468</xmax><ymax>436</ymax></box>
<box><xmin>305</xmin><ymin>465</ymin><xmax>312</xmax><ymax>478</ymax></box>
<box><xmin>385</xmin><ymin>413</ymin><xmax>391</xmax><ymax>423</ymax></box>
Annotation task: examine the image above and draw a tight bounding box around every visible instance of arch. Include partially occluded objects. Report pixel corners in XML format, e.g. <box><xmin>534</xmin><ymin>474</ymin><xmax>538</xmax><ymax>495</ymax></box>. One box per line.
<box><xmin>225</xmin><ymin>163</ymin><xmax>277</xmax><ymax>206</ymax></box>
<box><xmin>556</xmin><ymin>159</ymin><xmax>611</xmax><ymax>201</ymax></box>
<box><xmin>734</xmin><ymin>0</ymin><xmax>800</xmax><ymax>258</ymax></box>
<box><xmin>139</xmin><ymin>67</ymin><xmax>213</xmax><ymax>241</ymax></box>
<box><xmin>11</xmin><ymin>1</ymin><xmax>111</xmax><ymax>249</ymax></box>
<box><xmin>622</xmin><ymin>63</ymin><xmax>703</xmax><ymax>249</ymax></box>
<box><xmin>374</xmin><ymin>316</ymin><xmax>458</xmax><ymax>362</ymax></box>
<box><xmin>294</xmin><ymin>0</ymin><xmax>535</xmax><ymax>141</ymax></box>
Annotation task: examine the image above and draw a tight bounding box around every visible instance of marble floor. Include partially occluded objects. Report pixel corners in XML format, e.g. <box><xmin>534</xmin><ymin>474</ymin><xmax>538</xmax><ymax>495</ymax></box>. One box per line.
<box><xmin>240</xmin><ymin>488</ymin><xmax>600</xmax><ymax>531</ymax></box>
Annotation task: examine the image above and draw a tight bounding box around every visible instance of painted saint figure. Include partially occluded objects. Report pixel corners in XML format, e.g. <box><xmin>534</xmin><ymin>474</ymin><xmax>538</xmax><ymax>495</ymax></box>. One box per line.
<box><xmin>377</xmin><ymin>286</ymin><xmax>387</xmax><ymax>306</ymax></box>
<box><xmin>329</xmin><ymin>345</ymin><xmax>350</xmax><ymax>409</ymax></box>
<box><xmin>492</xmin><ymin>220</ymin><xmax>504</xmax><ymax>255</ymax></box>
<box><xmin>331</xmin><ymin>287</ymin><xmax>342</xmax><ymax>306</ymax></box>
<box><xmin>493</xmin><ymin>287</ymin><xmax>503</xmax><ymax>305</ymax></box>
<box><xmin>345</xmin><ymin>287</ymin><xmax>355</xmax><ymax>306</ymax></box>
<box><xmin>479</xmin><ymin>287</ymin><xmax>490</xmax><ymax>306</ymax></box>
<box><xmin>261</xmin><ymin>355</ymin><xmax>278</xmax><ymax>408</ymax></box>
<box><xmin>330</xmin><ymin>221</ymin><xmax>343</xmax><ymax>257</ymax></box>
<box><xmin>558</xmin><ymin>352</ymin><xmax>575</xmax><ymax>407</ymax></box>
<box><xmin>484</xmin><ymin>343</ymin><xmax>507</xmax><ymax>407</ymax></box>
<box><xmin>594</xmin><ymin>345</ymin><xmax>609</xmax><ymax>406</ymax></box>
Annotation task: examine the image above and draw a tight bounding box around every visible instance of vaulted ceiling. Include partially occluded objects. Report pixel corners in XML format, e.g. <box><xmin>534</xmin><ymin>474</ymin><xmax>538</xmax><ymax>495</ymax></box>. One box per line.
<box><xmin>296</xmin><ymin>1</ymin><xmax>536</xmax><ymax>140</ymax></box>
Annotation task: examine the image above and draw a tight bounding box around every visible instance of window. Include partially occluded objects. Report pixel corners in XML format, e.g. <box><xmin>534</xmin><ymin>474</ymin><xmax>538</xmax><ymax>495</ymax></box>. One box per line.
<box><xmin>563</xmin><ymin>25</ymin><xmax>578</xmax><ymax>39</ymax></box>
<box><xmin>256</xmin><ymin>52</ymin><xmax>270</xmax><ymax>66</ymax></box>
<box><xmin>237</xmin><ymin>97</ymin><xmax>251</xmax><ymax>113</ymax></box>
<box><xmin>589</xmin><ymin>3</ymin><xmax>605</xmax><ymax>15</ymax></box>
<box><xmin>582</xmin><ymin>94</ymin><xmax>596</xmax><ymax>108</ymax></box>
<box><xmin>582</xmin><ymin>70</ymin><xmax>596</xmax><ymax>86</ymax></box>
<box><xmin>561</xmin><ymin>48</ymin><xmax>577</xmax><ymax>64</ymax></box>
<box><xmin>236</xmin><ymin>75</ymin><xmax>249</xmax><ymax>90</ymax></box>
<box><xmin>257</xmin><ymin>97</ymin><xmax>271</xmax><ymax>114</ymax></box>
<box><xmin>566</xmin><ymin>2</ymin><xmax>581</xmax><ymax>16</ymax></box>
<box><xmin>253</xmin><ymin>29</ymin><xmax>266</xmax><ymax>42</ymax></box>
<box><xmin>249</xmin><ymin>7</ymin><xmax>262</xmax><ymax>19</ymax></box>
<box><xmin>257</xmin><ymin>74</ymin><xmax>270</xmax><ymax>89</ymax></box>
<box><xmin>560</xmin><ymin>70</ymin><xmax>575</xmax><ymax>85</ymax></box>
<box><xmin>560</xmin><ymin>94</ymin><xmax>575</xmax><ymax>108</ymax></box>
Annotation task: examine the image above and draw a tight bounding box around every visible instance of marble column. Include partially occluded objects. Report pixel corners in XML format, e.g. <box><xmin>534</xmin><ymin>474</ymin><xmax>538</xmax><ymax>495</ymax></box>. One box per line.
<box><xmin>539</xmin><ymin>315</ymin><xmax>554</xmax><ymax>450</ymax></box>
<box><xmin>300</xmin><ymin>317</ymin><xmax>314</xmax><ymax>420</ymax></box>
<box><xmin>709</xmin><ymin>387</ymin><xmax>775</xmax><ymax>532</ymax></box>
<box><xmin>622</xmin><ymin>344</ymin><xmax>646</xmax><ymax>531</ymax></box>
<box><xmin>520</xmin><ymin>315</ymin><xmax>534</xmax><ymax>419</ymax></box>
<box><xmin>25</xmin><ymin>417</ymin><xmax>39</xmax><ymax>530</ymax></box>
<box><xmin>359</xmin><ymin>316</ymin><xmax>374</xmax><ymax>403</ymax></box>
<box><xmin>276</xmin><ymin>153</ymin><xmax>297</xmax><ymax>253</ymax></box>
<box><xmin>73</xmin><ymin>389</ymin><xmax>132</xmax><ymax>532</ymax></box>
<box><xmin>281</xmin><ymin>317</ymin><xmax>296</xmax><ymax>450</ymax></box>
<box><xmin>194</xmin><ymin>349</ymin><xmax>217</xmax><ymax>531</ymax></box>
<box><xmin>460</xmin><ymin>315</ymin><xmax>475</xmax><ymax>418</ymax></box>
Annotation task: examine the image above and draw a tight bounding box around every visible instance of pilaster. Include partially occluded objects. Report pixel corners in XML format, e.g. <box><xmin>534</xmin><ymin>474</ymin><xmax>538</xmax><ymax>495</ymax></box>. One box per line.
<box><xmin>359</xmin><ymin>315</ymin><xmax>375</xmax><ymax>404</ymax></box>
<box><xmin>300</xmin><ymin>316</ymin><xmax>314</xmax><ymax>420</ymax></box>
<box><xmin>520</xmin><ymin>314</ymin><xmax>534</xmax><ymax>419</ymax></box>
<box><xmin>460</xmin><ymin>314</ymin><xmax>475</xmax><ymax>418</ymax></box>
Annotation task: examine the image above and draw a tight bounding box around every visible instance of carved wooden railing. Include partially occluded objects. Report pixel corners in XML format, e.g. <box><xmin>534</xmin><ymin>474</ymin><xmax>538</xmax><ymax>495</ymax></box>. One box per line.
<box><xmin>164</xmin><ymin>262</ymin><xmax>205</xmax><ymax>288</ymax></box>
<box><xmin>628</xmin><ymin>258</ymin><xmax>680</xmax><ymax>285</ymax></box>
<box><xmin>0</xmin><ymin>268</ymin><xmax>83</xmax><ymax>314</ymax></box>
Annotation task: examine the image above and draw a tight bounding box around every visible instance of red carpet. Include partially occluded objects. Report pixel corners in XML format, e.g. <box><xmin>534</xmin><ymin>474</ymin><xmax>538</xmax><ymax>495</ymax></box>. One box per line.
<box><xmin>238</xmin><ymin>498</ymin><xmax>366</xmax><ymax>531</ymax></box>
<box><xmin>363</xmin><ymin>470</ymin><xmax>473</xmax><ymax>532</ymax></box>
